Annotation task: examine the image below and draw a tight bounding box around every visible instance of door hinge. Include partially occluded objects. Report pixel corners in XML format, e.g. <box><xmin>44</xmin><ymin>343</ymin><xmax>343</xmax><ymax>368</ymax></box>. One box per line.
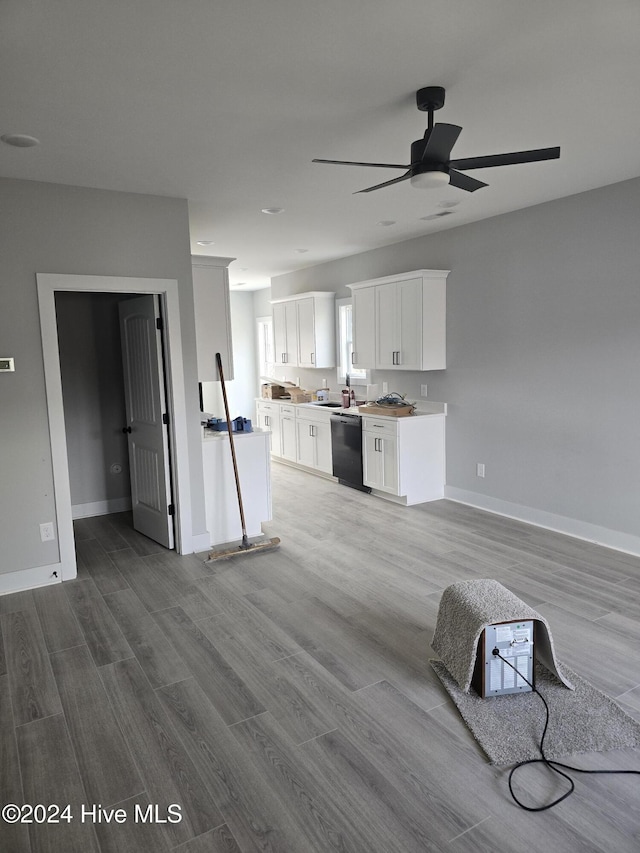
<box><xmin>168</xmin><ymin>503</ymin><xmax>175</xmax><ymax>516</ymax></box>
<box><xmin>162</xmin><ymin>412</ymin><xmax>170</xmax><ymax>425</ymax></box>
<box><xmin>156</xmin><ymin>316</ymin><xmax>163</xmax><ymax>331</ymax></box>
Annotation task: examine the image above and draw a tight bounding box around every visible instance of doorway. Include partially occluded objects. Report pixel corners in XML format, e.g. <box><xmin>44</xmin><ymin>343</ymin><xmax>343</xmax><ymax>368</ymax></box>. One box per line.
<box><xmin>56</xmin><ymin>291</ymin><xmax>175</xmax><ymax>550</ymax></box>
<box><xmin>37</xmin><ymin>273</ymin><xmax>197</xmax><ymax>583</ymax></box>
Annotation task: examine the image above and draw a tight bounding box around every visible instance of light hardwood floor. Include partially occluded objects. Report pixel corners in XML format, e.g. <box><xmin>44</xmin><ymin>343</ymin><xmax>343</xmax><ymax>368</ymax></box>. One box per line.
<box><xmin>1</xmin><ymin>462</ymin><xmax>640</xmax><ymax>852</ymax></box>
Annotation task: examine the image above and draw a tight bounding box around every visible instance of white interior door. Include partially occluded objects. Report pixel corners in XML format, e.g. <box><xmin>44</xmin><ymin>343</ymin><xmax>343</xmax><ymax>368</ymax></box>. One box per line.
<box><xmin>119</xmin><ymin>294</ymin><xmax>174</xmax><ymax>548</ymax></box>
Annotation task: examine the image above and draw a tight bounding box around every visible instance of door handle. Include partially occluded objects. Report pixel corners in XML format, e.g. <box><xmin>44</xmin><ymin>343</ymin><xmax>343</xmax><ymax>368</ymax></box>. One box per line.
<box><xmin>122</xmin><ymin>426</ymin><xmax>132</xmax><ymax>434</ymax></box>
<box><xmin>351</xmin><ymin>352</ymin><xmax>355</xmax><ymax>364</ymax></box>
<box><xmin>310</xmin><ymin>352</ymin><xmax>315</xmax><ymax>364</ymax></box>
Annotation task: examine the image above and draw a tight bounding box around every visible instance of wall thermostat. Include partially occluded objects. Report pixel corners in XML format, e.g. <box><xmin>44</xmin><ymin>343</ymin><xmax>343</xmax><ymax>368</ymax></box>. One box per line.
<box><xmin>0</xmin><ymin>357</ymin><xmax>15</xmax><ymax>372</ymax></box>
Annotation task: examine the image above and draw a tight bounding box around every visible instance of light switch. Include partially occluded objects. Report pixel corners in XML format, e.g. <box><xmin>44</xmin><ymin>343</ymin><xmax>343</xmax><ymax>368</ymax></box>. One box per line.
<box><xmin>0</xmin><ymin>357</ymin><xmax>15</xmax><ymax>372</ymax></box>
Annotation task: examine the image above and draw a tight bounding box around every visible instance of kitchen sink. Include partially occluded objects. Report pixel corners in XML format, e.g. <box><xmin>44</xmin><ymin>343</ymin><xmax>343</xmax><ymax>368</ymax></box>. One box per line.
<box><xmin>313</xmin><ymin>402</ymin><xmax>343</xmax><ymax>407</ymax></box>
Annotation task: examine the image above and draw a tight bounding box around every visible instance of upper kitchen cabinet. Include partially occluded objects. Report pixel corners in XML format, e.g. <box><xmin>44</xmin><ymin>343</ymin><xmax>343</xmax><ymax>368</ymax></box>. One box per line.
<box><xmin>349</xmin><ymin>269</ymin><xmax>448</xmax><ymax>371</ymax></box>
<box><xmin>272</xmin><ymin>299</ymin><xmax>299</xmax><ymax>368</ymax></box>
<box><xmin>271</xmin><ymin>292</ymin><xmax>336</xmax><ymax>369</ymax></box>
<box><xmin>351</xmin><ymin>285</ymin><xmax>376</xmax><ymax>369</ymax></box>
<box><xmin>192</xmin><ymin>256</ymin><xmax>234</xmax><ymax>381</ymax></box>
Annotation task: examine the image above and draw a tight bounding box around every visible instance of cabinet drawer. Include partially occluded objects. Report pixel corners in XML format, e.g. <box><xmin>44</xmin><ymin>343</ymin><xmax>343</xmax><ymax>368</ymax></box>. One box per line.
<box><xmin>362</xmin><ymin>417</ymin><xmax>398</xmax><ymax>437</ymax></box>
<box><xmin>279</xmin><ymin>404</ymin><xmax>296</xmax><ymax>416</ymax></box>
<box><xmin>295</xmin><ymin>407</ymin><xmax>330</xmax><ymax>423</ymax></box>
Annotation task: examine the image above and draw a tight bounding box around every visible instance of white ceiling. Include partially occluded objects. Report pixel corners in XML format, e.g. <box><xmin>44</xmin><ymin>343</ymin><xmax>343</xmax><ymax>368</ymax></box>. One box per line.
<box><xmin>2</xmin><ymin>1</ymin><xmax>639</xmax><ymax>290</ymax></box>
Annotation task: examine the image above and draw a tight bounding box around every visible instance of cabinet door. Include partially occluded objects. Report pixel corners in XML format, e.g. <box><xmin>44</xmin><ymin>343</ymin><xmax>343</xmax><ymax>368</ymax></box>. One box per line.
<box><xmin>397</xmin><ymin>278</ymin><xmax>422</xmax><ymax>369</ymax></box>
<box><xmin>296</xmin><ymin>420</ymin><xmax>316</xmax><ymax>468</ymax></box>
<box><xmin>363</xmin><ymin>431</ymin><xmax>399</xmax><ymax>494</ymax></box>
<box><xmin>375</xmin><ymin>284</ymin><xmax>398</xmax><ymax>369</ymax></box>
<box><xmin>363</xmin><ymin>432</ymin><xmax>383</xmax><ymax>489</ymax></box>
<box><xmin>272</xmin><ymin>302</ymin><xmax>288</xmax><ymax>366</ymax></box>
<box><xmin>192</xmin><ymin>262</ymin><xmax>234</xmax><ymax>381</ymax></box>
<box><xmin>280</xmin><ymin>414</ymin><xmax>297</xmax><ymax>461</ymax></box>
<box><xmin>352</xmin><ymin>286</ymin><xmax>376</xmax><ymax>368</ymax></box>
<box><xmin>314</xmin><ymin>419</ymin><xmax>333</xmax><ymax>474</ymax></box>
<box><xmin>296</xmin><ymin>298</ymin><xmax>316</xmax><ymax>368</ymax></box>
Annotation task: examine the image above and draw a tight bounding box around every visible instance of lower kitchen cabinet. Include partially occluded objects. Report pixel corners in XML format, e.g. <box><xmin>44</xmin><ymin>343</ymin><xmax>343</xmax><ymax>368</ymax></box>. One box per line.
<box><xmin>363</xmin><ymin>428</ymin><xmax>399</xmax><ymax>495</ymax></box>
<box><xmin>255</xmin><ymin>401</ymin><xmax>282</xmax><ymax>455</ymax></box>
<box><xmin>362</xmin><ymin>414</ymin><xmax>445</xmax><ymax>505</ymax></box>
<box><xmin>295</xmin><ymin>410</ymin><xmax>333</xmax><ymax>474</ymax></box>
<box><xmin>279</xmin><ymin>405</ymin><xmax>297</xmax><ymax>461</ymax></box>
<box><xmin>257</xmin><ymin>398</ymin><xmax>445</xmax><ymax>505</ymax></box>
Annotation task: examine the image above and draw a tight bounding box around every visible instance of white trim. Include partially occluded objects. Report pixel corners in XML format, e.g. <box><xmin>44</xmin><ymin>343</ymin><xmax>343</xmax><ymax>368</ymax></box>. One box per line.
<box><xmin>37</xmin><ymin>273</ymin><xmax>196</xmax><ymax>586</ymax></box>
<box><xmin>0</xmin><ymin>564</ymin><xmax>63</xmax><ymax>596</ymax></box>
<box><xmin>444</xmin><ymin>486</ymin><xmax>640</xmax><ymax>558</ymax></box>
<box><xmin>72</xmin><ymin>497</ymin><xmax>133</xmax><ymax>519</ymax></box>
<box><xmin>190</xmin><ymin>531</ymin><xmax>212</xmax><ymax>553</ymax></box>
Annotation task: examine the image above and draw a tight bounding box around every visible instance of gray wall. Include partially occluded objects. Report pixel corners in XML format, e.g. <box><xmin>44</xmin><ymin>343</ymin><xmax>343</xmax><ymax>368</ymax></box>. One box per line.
<box><xmin>56</xmin><ymin>291</ymin><xmax>131</xmax><ymax>509</ymax></box>
<box><xmin>271</xmin><ymin>177</ymin><xmax>640</xmax><ymax>541</ymax></box>
<box><xmin>0</xmin><ymin>177</ymin><xmax>205</xmax><ymax>573</ymax></box>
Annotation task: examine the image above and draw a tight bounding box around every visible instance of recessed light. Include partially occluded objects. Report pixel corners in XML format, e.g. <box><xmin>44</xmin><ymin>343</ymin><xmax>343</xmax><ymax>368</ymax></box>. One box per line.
<box><xmin>1</xmin><ymin>133</ymin><xmax>40</xmax><ymax>148</ymax></box>
<box><xmin>438</xmin><ymin>200</ymin><xmax>460</xmax><ymax>209</ymax></box>
<box><xmin>261</xmin><ymin>207</ymin><xmax>284</xmax><ymax>215</ymax></box>
<box><xmin>377</xmin><ymin>220</ymin><xmax>396</xmax><ymax>227</ymax></box>
<box><xmin>196</xmin><ymin>240</ymin><xmax>215</xmax><ymax>246</ymax></box>
<box><xmin>295</xmin><ymin>248</ymin><xmax>309</xmax><ymax>254</ymax></box>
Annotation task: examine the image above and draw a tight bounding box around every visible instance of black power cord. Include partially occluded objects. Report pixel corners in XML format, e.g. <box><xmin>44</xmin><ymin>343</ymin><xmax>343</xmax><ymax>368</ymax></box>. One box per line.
<box><xmin>492</xmin><ymin>649</ymin><xmax>640</xmax><ymax>811</ymax></box>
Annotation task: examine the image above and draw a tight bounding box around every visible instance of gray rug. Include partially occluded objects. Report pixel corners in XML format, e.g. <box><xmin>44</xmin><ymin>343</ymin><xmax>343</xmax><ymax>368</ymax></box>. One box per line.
<box><xmin>431</xmin><ymin>578</ymin><xmax>572</xmax><ymax>692</ymax></box>
<box><xmin>431</xmin><ymin>659</ymin><xmax>640</xmax><ymax>766</ymax></box>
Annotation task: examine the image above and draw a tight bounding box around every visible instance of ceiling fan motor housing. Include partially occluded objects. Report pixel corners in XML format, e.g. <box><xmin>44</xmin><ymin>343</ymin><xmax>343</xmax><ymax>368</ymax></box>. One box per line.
<box><xmin>410</xmin><ymin>138</ymin><xmax>448</xmax><ymax>174</ymax></box>
<box><xmin>416</xmin><ymin>86</ymin><xmax>445</xmax><ymax>112</ymax></box>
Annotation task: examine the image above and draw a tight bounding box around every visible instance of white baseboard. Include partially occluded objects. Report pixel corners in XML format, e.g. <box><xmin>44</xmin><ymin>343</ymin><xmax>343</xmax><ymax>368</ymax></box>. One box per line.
<box><xmin>444</xmin><ymin>486</ymin><xmax>640</xmax><ymax>558</ymax></box>
<box><xmin>190</xmin><ymin>531</ymin><xmax>212</xmax><ymax>554</ymax></box>
<box><xmin>0</xmin><ymin>562</ymin><xmax>71</xmax><ymax>596</ymax></box>
<box><xmin>72</xmin><ymin>497</ymin><xmax>132</xmax><ymax>519</ymax></box>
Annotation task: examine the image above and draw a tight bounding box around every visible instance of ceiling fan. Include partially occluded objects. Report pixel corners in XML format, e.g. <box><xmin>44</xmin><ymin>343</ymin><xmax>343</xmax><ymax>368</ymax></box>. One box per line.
<box><xmin>313</xmin><ymin>86</ymin><xmax>560</xmax><ymax>194</ymax></box>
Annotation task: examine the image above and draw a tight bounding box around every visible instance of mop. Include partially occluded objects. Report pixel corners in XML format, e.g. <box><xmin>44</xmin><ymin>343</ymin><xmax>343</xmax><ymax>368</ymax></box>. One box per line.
<box><xmin>207</xmin><ymin>353</ymin><xmax>280</xmax><ymax>561</ymax></box>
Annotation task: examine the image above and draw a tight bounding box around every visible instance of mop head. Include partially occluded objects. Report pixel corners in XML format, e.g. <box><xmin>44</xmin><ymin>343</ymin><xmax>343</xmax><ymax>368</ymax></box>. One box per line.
<box><xmin>207</xmin><ymin>536</ymin><xmax>281</xmax><ymax>562</ymax></box>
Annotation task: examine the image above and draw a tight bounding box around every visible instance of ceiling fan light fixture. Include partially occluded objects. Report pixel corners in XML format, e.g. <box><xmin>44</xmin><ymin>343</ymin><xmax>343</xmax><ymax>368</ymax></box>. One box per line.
<box><xmin>410</xmin><ymin>170</ymin><xmax>450</xmax><ymax>190</ymax></box>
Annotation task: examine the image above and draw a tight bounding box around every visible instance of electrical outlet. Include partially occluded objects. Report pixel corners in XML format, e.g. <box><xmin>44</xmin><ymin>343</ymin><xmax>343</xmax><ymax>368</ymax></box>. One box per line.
<box><xmin>476</xmin><ymin>463</ymin><xmax>485</xmax><ymax>478</ymax></box>
<box><xmin>382</xmin><ymin>381</ymin><xmax>388</xmax><ymax>393</ymax></box>
<box><xmin>40</xmin><ymin>522</ymin><xmax>56</xmax><ymax>542</ymax></box>
<box><xmin>420</xmin><ymin>384</ymin><xmax>428</xmax><ymax>398</ymax></box>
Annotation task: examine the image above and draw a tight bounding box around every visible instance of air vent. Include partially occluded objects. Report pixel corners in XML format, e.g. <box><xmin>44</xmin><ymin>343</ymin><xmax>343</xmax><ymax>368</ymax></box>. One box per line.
<box><xmin>420</xmin><ymin>211</ymin><xmax>455</xmax><ymax>221</ymax></box>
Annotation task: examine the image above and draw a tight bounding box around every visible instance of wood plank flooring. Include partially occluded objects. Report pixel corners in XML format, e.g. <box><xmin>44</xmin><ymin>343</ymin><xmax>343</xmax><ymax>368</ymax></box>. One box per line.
<box><xmin>2</xmin><ymin>462</ymin><xmax>640</xmax><ymax>851</ymax></box>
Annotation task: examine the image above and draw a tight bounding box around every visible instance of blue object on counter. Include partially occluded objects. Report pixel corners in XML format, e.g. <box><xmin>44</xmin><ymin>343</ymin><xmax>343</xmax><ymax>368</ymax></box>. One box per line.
<box><xmin>207</xmin><ymin>416</ymin><xmax>252</xmax><ymax>433</ymax></box>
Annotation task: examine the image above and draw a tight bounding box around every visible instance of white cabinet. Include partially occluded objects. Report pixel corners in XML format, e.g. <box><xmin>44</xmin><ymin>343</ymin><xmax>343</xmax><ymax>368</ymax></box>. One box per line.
<box><xmin>272</xmin><ymin>300</ymin><xmax>298</xmax><ymax>367</ymax></box>
<box><xmin>279</xmin><ymin>404</ymin><xmax>297</xmax><ymax>461</ymax></box>
<box><xmin>362</xmin><ymin>414</ymin><xmax>445</xmax><ymax>505</ymax></box>
<box><xmin>271</xmin><ymin>292</ymin><xmax>336</xmax><ymax>369</ymax></box>
<box><xmin>202</xmin><ymin>431</ymin><xmax>271</xmax><ymax>545</ymax></box>
<box><xmin>376</xmin><ymin>277</ymin><xmax>423</xmax><ymax>369</ymax></box>
<box><xmin>348</xmin><ymin>269</ymin><xmax>448</xmax><ymax>371</ymax></box>
<box><xmin>363</xmin><ymin>422</ymin><xmax>399</xmax><ymax>494</ymax></box>
<box><xmin>192</xmin><ymin>256</ymin><xmax>235</xmax><ymax>381</ymax></box>
<box><xmin>351</xmin><ymin>286</ymin><xmax>376</xmax><ymax>369</ymax></box>
<box><xmin>295</xmin><ymin>408</ymin><xmax>333</xmax><ymax>473</ymax></box>
<box><xmin>255</xmin><ymin>401</ymin><xmax>282</xmax><ymax>456</ymax></box>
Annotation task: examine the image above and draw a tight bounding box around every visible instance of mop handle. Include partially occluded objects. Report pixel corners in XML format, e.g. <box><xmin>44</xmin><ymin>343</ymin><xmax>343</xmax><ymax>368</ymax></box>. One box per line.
<box><xmin>216</xmin><ymin>352</ymin><xmax>248</xmax><ymax>538</ymax></box>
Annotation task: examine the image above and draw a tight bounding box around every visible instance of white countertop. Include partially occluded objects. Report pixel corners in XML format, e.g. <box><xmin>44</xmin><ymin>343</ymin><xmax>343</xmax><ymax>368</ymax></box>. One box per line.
<box><xmin>203</xmin><ymin>427</ymin><xmax>269</xmax><ymax>441</ymax></box>
<box><xmin>259</xmin><ymin>399</ymin><xmax>446</xmax><ymax>419</ymax></box>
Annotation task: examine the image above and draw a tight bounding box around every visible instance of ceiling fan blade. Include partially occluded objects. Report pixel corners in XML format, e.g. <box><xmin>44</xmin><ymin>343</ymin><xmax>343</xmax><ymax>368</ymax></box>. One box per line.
<box><xmin>448</xmin><ymin>170</ymin><xmax>488</xmax><ymax>192</ymax></box>
<box><xmin>419</xmin><ymin>123</ymin><xmax>462</xmax><ymax>164</ymax></box>
<box><xmin>450</xmin><ymin>146</ymin><xmax>561</xmax><ymax>171</ymax></box>
<box><xmin>355</xmin><ymin>171</ymin><xmax>412</xmax><ymax>194</ymax></box>
<box><xmin>312</xmin><ymin>158</ymin><xmax>409</xmax><ymax>169</ymax></box>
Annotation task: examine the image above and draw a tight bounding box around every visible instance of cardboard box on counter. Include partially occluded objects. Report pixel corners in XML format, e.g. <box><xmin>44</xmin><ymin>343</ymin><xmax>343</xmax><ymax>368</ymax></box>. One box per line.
<box><xmin>358</xmin><ymin>402</ymin><xmax>415</xmax><ymax>417</ymax></box>
<box><xmin>287</xmin><ymin>387</ymin><xmax>312</xmax><ymax>403</ymax></box>
<box><xmin>261</xmin><ymin>383</ymin><xmax>287</xmax><ymax>399</ymax></box>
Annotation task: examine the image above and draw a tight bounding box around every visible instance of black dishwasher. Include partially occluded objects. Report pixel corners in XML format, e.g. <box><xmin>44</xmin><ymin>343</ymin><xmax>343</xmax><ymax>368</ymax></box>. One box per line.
<box><xmin>330</xmin><ymin>412</ymin><xmax>371</xmax><ymax>492</ymax></box>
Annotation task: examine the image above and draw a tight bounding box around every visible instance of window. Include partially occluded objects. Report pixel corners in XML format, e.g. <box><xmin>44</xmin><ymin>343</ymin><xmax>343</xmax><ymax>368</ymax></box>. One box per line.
<box><xmin>256</xmin><ymin>316</ymin><xmax>274</xmax><ymax>380</ymax></box>
<box><xmin>336</xmin><ymin>298</ymin><xmax>368</xmax><ymax>384</ymax></box>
